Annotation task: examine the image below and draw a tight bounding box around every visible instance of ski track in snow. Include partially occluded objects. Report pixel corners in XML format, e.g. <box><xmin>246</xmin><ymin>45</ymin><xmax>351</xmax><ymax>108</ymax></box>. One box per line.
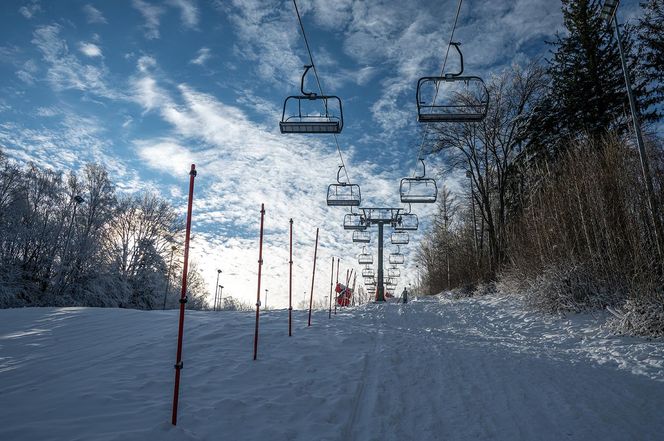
<box><xmin>1</xmin><ymin>295</ymin><xmax>663</xmax><ymax>441</ymax></box>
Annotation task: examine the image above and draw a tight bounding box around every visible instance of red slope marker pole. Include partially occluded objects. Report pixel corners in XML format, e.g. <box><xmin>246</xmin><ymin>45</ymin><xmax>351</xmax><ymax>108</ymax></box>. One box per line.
<box><xmin>171</xmin><ymin>164</ymin><xmax>197</xmax><ymax>426</ymax></box>
<box><xmin>288</xmin><ymin>218</ymin><xmax>293</xmax><ymax>337</ymax></box>
<box><xmin>253</xmin><ymin>203</ymin><xmax>265</xmax><ymax>360</ymax></box>
<box><xmin>328</xmin><ymin>257</ymin><xmax>334</xmax><ymax>319</ymax></box>
<box><xmin>307</xmin><ymin>228</ymin><xmax>319</xmax><ymax>327</ymax></box>
<box><xmin>334</xmin><ymin>258</ymin><xmax>339</xmax><ymax>316</ymax></box>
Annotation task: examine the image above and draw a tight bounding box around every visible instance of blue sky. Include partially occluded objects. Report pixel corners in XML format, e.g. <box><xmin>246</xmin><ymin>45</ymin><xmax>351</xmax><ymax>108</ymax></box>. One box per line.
<box><xmin>0</xmin><ymin>0</ymin><xmax>645</xmax><ymax>307</ymax></box>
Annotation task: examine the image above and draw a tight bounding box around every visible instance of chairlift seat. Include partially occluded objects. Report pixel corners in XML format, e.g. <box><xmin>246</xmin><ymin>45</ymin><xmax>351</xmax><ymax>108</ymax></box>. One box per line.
<box><xmin>389</xmin><ymin>253</ymin><xmax>405</xmax><ymax>265</ymax></box>
<box><xmin>362</xmin><ymin>268</ymin><xmax>375</xmax><ymax>278</ymax></box>
<box><xmin>388</xmin><ymin>267</ymin><xmax>401</xmax><ymax>278</ymax></box>
<box><xmin>400</xmin><ymin>178</ymin><xmax>437</xmax><ymax>204</ymax></box>
<box><xmin>352</xmin><ymin>230</ymin><xmax>371</xmax><ymax>243</ymax></box>
<box><xmin>391</xmin><ymin>231</ymin><xmax>409</xmax><ymax>245</ymax></box>
<box><xmin>328</xmin><ymin>183</ymin><xmax>361</xmax><ymax>206</ymax></box>
<box><xmin>358</xmin><ymin>253</ymin><xmax>373</xmax><ymax>265</ymax></box>
<box><xmin>416</xmin><ymin>76</ymin><xmax>489</xmax><ymax>123</ymax></box>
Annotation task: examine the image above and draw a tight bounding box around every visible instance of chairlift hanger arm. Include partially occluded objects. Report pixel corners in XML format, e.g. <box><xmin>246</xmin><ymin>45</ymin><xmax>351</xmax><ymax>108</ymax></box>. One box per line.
<box><xmin>300</xmin><ymin>64</ymin><xmax>316</xmax><ymax>97</ymax></box>
<box><xmin>446</xmin><ymin>42</ymin><xmax>464</xmax><ymax>77</ymax></box>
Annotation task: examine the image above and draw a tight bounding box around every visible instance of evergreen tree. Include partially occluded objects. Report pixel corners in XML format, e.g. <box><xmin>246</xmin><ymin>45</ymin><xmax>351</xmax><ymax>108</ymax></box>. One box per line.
<box><xmin>529</xmin><ymin>0</ymin><xmax>655</xmax><ymax>154</ymax></box>
<box><xmin>638</xmin><ymin>0</ymin><xmax>664</xmax><ymax>114</ymax></box>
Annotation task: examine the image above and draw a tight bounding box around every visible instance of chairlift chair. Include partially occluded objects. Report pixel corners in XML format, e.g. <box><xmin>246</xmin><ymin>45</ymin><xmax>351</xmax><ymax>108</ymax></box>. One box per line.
<box><xmin>391</xmin><ymin>231</ymin><xmax>409</xmax><ymax>245</ymax></box>
<box><xmin>280</xmin><ymin>65</ymin><xmax>344</xmax><ymax>134</ymax></box>
<box><xmin>388</xmin><ymin>267</ymin><xmax>401</xmax><ymax>278</ymax></box>
<box><xmin>389</xmin><ymin>249</ymin><xmax>405</xmax><ymax>265</ymax></box>
<box><xmin>358</xmin><ymin>246</ymin><xmax>373</xmax><ymax>265</ymax></box>
<box><xmin>362</xmin><ymin>267</ymin><xmax>375</xmax><ymax>278</ymax></box>
<box><xmin>416</xmin><ymin>43</ymin><xmax>489</xmax><ymax>123</ymax></box>
<box><xmin>400</xmin><ymin>159</ymin><xmax>438</xmax><ymax>203</ymax></box>
<box><xmin>393</xmin><ymin>213</ymin><xmax>419</xmax><ymax>231</ymax></box>
<box><xmin>344</xmin><ymin>212</ymin><xmax>367</xmax><ymax>230</ymax></box>
<box><xmin>352</xmin><ymin>230</ymin><xmax>371</xmax><ymax>243</ymax></box>
<box><xmin>328</xmin><ymin>166</ymin><xmax>361</xmax><ymax>207</ymax></box>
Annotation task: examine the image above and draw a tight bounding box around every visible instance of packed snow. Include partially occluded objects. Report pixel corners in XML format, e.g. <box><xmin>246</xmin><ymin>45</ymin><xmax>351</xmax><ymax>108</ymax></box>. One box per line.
<box><xmin>1</xmin><ymin>294</ymin><xmax>663</xmax><ymax>441</ymax></box>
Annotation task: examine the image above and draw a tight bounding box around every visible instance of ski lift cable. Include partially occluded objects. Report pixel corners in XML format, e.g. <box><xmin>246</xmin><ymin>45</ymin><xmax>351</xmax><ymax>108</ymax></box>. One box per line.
<box><xmin>412</xmin><ymin>0</ymin><xmax>464</xmax><ymax>175</ymax></box>
<box><xmin>292</xmin><ymin>0</ymin><xmax>352</xmax><ymax>185</ymax></box>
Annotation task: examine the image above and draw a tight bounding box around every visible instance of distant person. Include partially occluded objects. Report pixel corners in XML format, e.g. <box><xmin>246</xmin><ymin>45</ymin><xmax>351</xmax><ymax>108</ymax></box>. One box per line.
<box><xmin>401</xmin><ymin>287</ymin><xmax>408</xmax><ymax>304</ymax></box>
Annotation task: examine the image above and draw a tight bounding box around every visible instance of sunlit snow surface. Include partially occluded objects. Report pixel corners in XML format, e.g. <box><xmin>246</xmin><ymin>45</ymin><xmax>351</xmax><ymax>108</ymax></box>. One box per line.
<box><xmin>1</xmin><ymin>295</ymin><xmax>663</xmax><ymax>441</ymax></box>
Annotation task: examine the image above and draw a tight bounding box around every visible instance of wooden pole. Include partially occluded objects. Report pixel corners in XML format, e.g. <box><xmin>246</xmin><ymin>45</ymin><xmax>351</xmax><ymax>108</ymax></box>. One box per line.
<box><xmin>171</xmin><ymin>164</ymin><xmax>197</xmax><ymax>426</ymax></box>
<box><xmin>288</xmin><ymin>218</ymin><xmax>293</xmax><ymax>336</ymax></box>
<box><xmin>307</xmin><ymin>228</ymin><xmax>319</xmax><ymax>327</ymax></box>
<box><xmin>328</xmin><ymin>257</ymin><xmax>334</xmax><ymax>319</ymax></box>
<box><xmin>253</xmin><ymin>204</ymin><xmax>265</xmax><ymax>360</ymax></box>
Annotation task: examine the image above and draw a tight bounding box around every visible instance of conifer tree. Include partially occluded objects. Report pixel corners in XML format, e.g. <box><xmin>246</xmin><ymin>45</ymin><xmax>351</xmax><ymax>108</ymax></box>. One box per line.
<box><xmin>638</xmin><ymin>0</ymin><xmax>664</xmax><ymax>114</ymax></box>
<box><xmin>529</xmin><ymin>0</ymin><xmax>655</xmax><ymax>155</ymax></box>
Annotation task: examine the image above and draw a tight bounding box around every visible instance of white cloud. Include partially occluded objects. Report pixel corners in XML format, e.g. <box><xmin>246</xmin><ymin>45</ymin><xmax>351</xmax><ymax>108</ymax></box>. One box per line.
<box><xmin>83</xmin><ymin>4</ymin><xmax>107</xmax><ymax>24</ymax></box>
<box><xmin>190</xmin><ymin>47</ymin><xmax>211</xmax><ymax>65</ymax></box>
<box><xmin>169</xmin><ymin>0</ymin><xmax>199</xmax><ymax>28</ymax></box>
<box><xmin>79</xmin><ymin>42</ymin><xmax>102</xmax><ymax>57</ymax></box>
<box><xmin>19</xmin><ymin>1</ymin><xmax>41</xmax><ymax>19</ymax></box>
<box><xmin>31</xmin><ymin>25</ymin><xmax>120</xmax><ymax>99</ymax></box>
<box><xmin>132</xmin><ymin>0</ymin><xmax>164</xmax><ymax>39</ymax></box>
<box><xmin>135</xmin><ymin>139</ymin><xmax>196</xmax><ymax>175</ymax></box>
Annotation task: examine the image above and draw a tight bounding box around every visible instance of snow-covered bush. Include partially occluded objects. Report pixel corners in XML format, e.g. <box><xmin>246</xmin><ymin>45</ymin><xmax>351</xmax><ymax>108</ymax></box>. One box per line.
<box><xmin>607</xmin><ymin>297</ymin><xmax>664</xmax><ymax>337</ymax></box>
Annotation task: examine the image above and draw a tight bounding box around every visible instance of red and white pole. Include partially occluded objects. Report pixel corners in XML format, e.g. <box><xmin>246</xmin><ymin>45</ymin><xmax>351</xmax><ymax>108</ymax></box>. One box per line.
<box><xmin>253</xmin><ymin>204</ymin><xmax>265</xmax><ymax>360</ymax></box>
<box><xmin>307</xmin><ymin>228</ymin><xmax>319</xmax><ymax>327</ymax></box>
<box><xmin>288</xmin><ymin>218</ymin><xmax>293</xmax><ymax>337</ymax></box>
<box><xmin>328</xmin><ymin>257</ymin><xmax>334</xmax><ymax>319</ymax></box>
<box><xmin>171</xmin><ymin>164</ymin><xmax>197</xmax><ymax>426</ymax></box>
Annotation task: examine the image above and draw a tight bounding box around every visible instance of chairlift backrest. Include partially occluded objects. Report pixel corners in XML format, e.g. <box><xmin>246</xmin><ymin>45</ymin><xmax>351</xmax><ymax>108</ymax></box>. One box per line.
<box><xmin>362</xmin><ymin>267</ymin><xmax>375</xmax><ymax>278</ymax></box>
<box><xmin>416</xmin><ymin>43</ymin><xmax>489</xmax><ymax>123</ymax></box>
<box><xmin>280</xmin><ymin>65</ymin><xmax>344</xmax><ymax>134</ymax></box>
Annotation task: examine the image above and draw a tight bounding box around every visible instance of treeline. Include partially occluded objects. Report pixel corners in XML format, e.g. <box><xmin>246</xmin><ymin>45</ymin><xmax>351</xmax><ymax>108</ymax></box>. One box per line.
<box><xmin>0</xmin><ymin>153</ymin><xmax>208</xmax><ymax>309</ymax></box>
<box><xmin>417</xmin><ymin>0</ymin><xmax>664</xmax><ymax>336</ymax></box>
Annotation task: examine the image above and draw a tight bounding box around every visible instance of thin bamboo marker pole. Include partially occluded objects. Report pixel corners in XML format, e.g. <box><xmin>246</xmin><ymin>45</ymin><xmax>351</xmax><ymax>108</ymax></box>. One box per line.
<box><xmin>328</xmin><ymin>257</ymin><xmax>334</xmax><ymax>319</ymax></box>
<box><xmin>253</xmin><ymin>204</ymin><xmax>265</xmax><ymax>360</ymax></box>
<box><xmin>288</xmin><ymin>218</ymin><xmax>293</xmax><ymax>337</ymax></box>
<box><xmin>334</xmin><ymin>258</ymin><xmax>339</xmax><ymax>315</ymax></box>
<box><xmin>307</xmin><ymin>228</ymin><xmax>319</xmax><ymax>327</ymax></box>
<box><xmin>171</xmin><ymin>164</ymin><xmax>197</xmax><ymax>426</ymax></box>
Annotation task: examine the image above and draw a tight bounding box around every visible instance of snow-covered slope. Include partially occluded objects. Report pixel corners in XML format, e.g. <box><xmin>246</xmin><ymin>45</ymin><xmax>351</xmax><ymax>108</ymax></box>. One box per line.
<box><xmin>1</xmin><ymin>295</ymin><xmax>663</xmax><ymax>441</ymax></box>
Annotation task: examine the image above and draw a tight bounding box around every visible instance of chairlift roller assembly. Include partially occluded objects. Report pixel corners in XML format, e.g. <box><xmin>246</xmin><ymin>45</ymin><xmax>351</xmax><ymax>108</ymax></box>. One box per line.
<box><xmin>328</xmin><ymin>166</ymin><xmax>360</xmax><ymax>207</ymax></box>
<box><xmin>400</xmin><ymin>159</ymin><xmax>438</xmax><ymax>204</ymax></box>
<box><xmin>416</xmin><ymin>43</ymin><xmax>489</xmax><ymax>123</ymax></box>
<box><xmin>280</xmin><ymin>65</ymin><xmax>344</xmax><ymax>134</ymax></box>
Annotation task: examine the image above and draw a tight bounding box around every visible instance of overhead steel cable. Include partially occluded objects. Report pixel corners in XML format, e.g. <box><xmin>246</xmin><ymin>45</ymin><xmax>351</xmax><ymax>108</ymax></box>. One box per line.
<box><xmin>292</xmin><ymin>0</ymin><xmax>352</xmax><ymax>185</ymax></box>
